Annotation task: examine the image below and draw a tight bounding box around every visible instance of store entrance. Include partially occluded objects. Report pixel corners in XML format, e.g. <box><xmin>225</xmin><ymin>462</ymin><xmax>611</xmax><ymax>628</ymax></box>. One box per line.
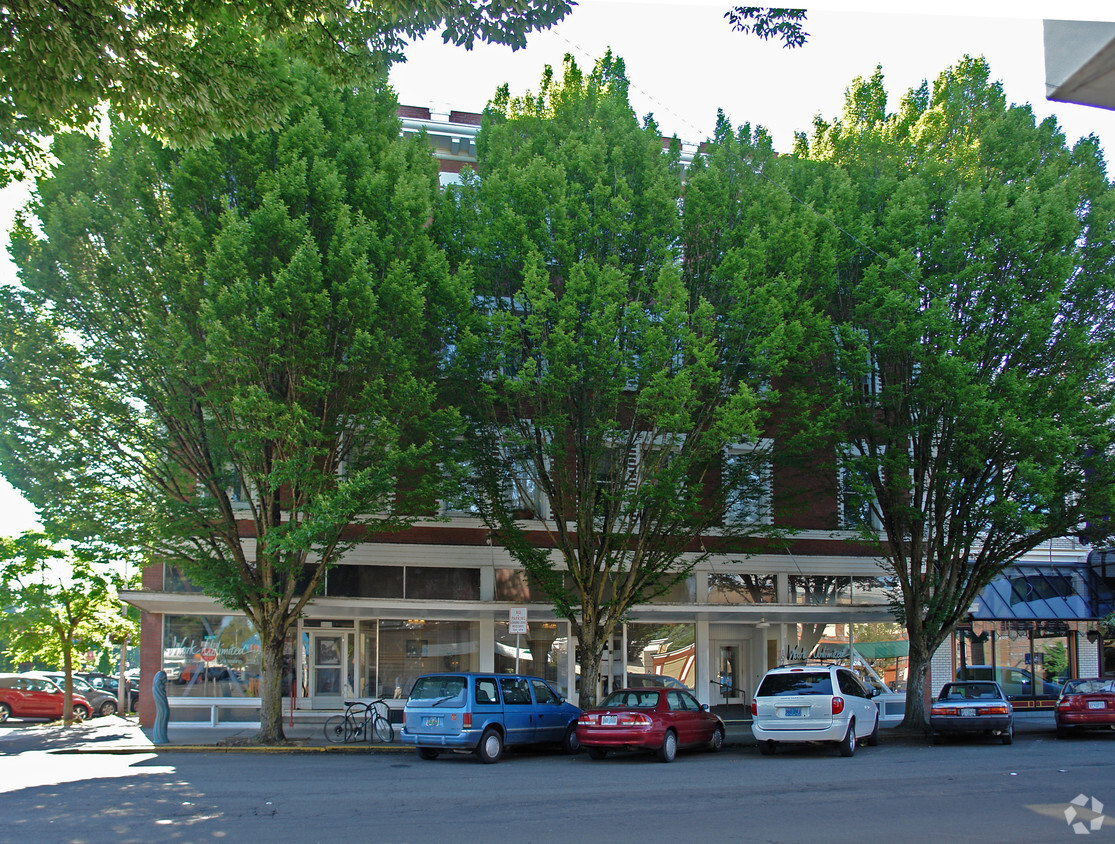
<box><xmin>310</xmin><ymin>632</ymin><xmax>347</xmax><ymax>708</ymax></box>
<box><xmin>710</xmin><ymin>641</ymin><xmax>748</xmax><ymax>707</ymax></box>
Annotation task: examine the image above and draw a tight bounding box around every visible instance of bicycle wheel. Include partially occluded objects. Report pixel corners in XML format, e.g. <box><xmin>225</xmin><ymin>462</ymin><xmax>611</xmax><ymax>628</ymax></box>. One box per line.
<box><xmin>346</xmin><ymin>704</ymin><xmax>370</xmax><ymax>741</ymax></box>
<box><xmin>371</xmin><ymin>713</ymin><xmax>393</xmax><ymax>743</ymax></box>
<box><xmin>324</xmin><ymin>715</ymin><xmax>348</xmax><ymax>743</ymax></box>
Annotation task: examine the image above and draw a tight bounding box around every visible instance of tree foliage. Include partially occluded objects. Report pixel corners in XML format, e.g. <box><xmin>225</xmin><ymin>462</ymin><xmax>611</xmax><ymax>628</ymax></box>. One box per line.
<box><xmin>440</xmin><ymin>53</ymin><xmax>805</xmax><ymax>706</ymax></box>
<box><xmin>0</xmin><ymin>66</ymin><xmax>462</xmax><ymax>741</ymax></box>
<box><xmin>0</xmin><ymin>0</ymin><xmax>575</xmax><ymax>185</ymax></box>
<box><xmin>0</xmin><ymin>532</ymin><xmax>136</xmax><ymax>725</ymax></box>
<box><xmin>725</xmin><ymin>7</ymin><xmax>808</xmax><ymax>49</ymax></box>
<box><xmin>801</xmin><ymin>58</ymin><xmax>1115</xmax><ymax>728</ymax></box>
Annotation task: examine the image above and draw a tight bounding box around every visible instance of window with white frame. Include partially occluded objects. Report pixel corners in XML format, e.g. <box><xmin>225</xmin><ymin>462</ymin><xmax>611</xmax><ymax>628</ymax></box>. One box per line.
<box><xmin>839</xmin><ymin>456</ymin><xmax>883</xmax><ymax>531</ymax></box>
<box><xmin>723</xmin><ymin>441</ymin><xmax>773</xmax><ymax>525</ymax></box>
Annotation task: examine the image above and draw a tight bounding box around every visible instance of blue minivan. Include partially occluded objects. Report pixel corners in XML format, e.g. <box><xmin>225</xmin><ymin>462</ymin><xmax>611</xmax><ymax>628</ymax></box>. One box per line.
<box><xmin>401</xmin><ymin>672</ymin><xmax>581</xmax><ymax>763</ymax></box>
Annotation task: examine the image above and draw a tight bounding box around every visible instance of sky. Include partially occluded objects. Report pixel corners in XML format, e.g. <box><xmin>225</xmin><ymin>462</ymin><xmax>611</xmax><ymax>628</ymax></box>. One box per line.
<box><xmin>2</xmin><ymin>0</ymin><xmax>1115</xmax><ymax>538</ymax></box>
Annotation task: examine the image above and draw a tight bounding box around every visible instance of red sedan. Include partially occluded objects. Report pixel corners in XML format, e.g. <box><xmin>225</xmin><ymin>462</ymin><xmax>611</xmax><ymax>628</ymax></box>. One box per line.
<box><xmin>576</xmin><ymin>687</ymin><xmax>725</xmax><ymax>762</ymax></box>
<box><xmin>1056</xmin><ymin>678</ymin><xmax>1115</xmax><ymax>738</ymax></box>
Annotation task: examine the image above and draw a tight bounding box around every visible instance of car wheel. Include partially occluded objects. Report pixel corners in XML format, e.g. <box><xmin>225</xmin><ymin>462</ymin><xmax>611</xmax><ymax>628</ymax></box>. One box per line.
<box><xmin>707</xmin><ymin>725</ymin><xmax>725</xmax><ymax>753</ymax></box>
<box><xmin>0</xmin><ymin>702</ymin><xmax>10</xmax><ymax>722</ymax></box>
<box><xmin>562</xmin><ymin>723</ymin><xmax>580</xmax><ymax>755</ymax></box>
<box><xmin>931</xmin><ymin>732</ymin><xmax>941</xmax><ymax>745</ymax></box>
<box><xmin>657</xmin><ymin>729</ymin><xmax>678</xmax><ymax>763</ymax></box>
<box><xmin>73</xmin><ymin>704</ymin><xmax>91</xmax><ymax>722</ymax></box>
<box><xmin>866</xmin><ymin>714</ymin><xmax>879</xmax><ymax>747</ymax></box>
<box><xmin>1001</xmin><ymin>723</ymin><xmax>1013</xmax><ymax>746</ymax></box>
<box><xmin>758</xmin><ymin>740</ymin><xmax>777</xmax><ymax>756</ymax></box>
<box><xmin>475</xmin><ymin>728</ymin><xmax>503</xmax><ymax>764</ymax></box>
<box><xmin>838</xmin><ymin>719</ymin><xmax>856</xmax><ymax>757</ymax></box>
<box><xmin>587</xmin><ymin>747</ymin><xmax>608</xmax><ymax>760</ymax></box>
<box><xmin>418</xmin><ymin>748</ymin><xmax>439</xmax><ymax>760</ymax></box>
<box><xmin>99</xmin><ymin>700</ymin><xmax>118</xmax><ymax>717</ymax></box>
<box><xmin>1056</xmin><ymin>722</ymin><xmax>1069</xmax><ymax>739</ymax></box>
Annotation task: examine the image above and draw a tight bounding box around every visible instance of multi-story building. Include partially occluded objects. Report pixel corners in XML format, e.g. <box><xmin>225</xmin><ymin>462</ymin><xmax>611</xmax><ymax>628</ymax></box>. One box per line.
<box><xmin>121</xmin><ymin>106</ymin><xmax>1110</xmax><ymax>729</ymax></box>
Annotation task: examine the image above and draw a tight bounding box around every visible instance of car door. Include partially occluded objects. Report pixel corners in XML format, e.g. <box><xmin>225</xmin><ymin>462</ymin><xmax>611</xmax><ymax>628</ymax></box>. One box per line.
<box><xmin>665</xmin><ymin>690</ymin><xmax>700</xmax><ymax>745</ymax></box>
<box><xmin>837</xmin><ymin>670</ymin><xmax>876</xmax><ymax>735</ymax></box>
<box><xmin>26</xmin><ymin>677</ymin><xmax>62</xmax><ymax>717</ymax></box>
<box><xmin>528</xmin><ymin>679</ymin><xmax>567</xmax><ymax>743</ymax></box>
<box><xmin>498</xmin><ymin>676</ymin><xmax>536</xmax><ymax>746</ymax></box>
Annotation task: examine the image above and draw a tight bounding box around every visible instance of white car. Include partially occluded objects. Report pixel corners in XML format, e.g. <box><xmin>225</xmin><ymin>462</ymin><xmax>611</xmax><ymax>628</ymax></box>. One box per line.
<box><xmin>751</xmin><ymin>664</ymin><xmax>880</xmax><ymax>756</ymax></box>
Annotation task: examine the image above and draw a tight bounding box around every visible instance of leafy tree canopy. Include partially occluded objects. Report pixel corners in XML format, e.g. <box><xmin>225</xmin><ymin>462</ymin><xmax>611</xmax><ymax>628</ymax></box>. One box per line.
<box><xmin>0</xmin><ymin>0</ymin><xmax>575</xmax><ymax>185</ymax></box>
<box><xmin>725</xmin><ymin>7</ymin><xmax>808</xmax><ymax>49</ymax></box>
<box><xmin>0</xmin><ymin>531</ymin><xmax>136</xmax><ymax>724</ymax></box>
<box><xmin>800</xmin><ymin>57</ymin><xmax>1115</xmax><ymax>728</ymax></box>
<box><xmin>440</xmin><ymin>53</ymin><xmax>811</xmax><ymax>705</ymax></box>
<box><xmin>0</xmin><ymin>64</ymin><xmax>463</xmax><ymax>741</ymax></box>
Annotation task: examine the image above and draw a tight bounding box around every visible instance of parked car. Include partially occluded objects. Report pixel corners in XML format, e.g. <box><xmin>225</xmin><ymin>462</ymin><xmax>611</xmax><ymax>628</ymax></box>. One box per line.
<box><xmin>751</xmin><ymin>664</ymin><xmax>880</xmax><ymax>757</ymax></box>
<box><xmin>76</xmin><ymin>672</ymin><xmax>139</xmax><ymax>711</ymax></box>
<box><xmin>930</xmin><ymin>681</ymin><xmax>1013</xmax><ymax>745</ymax></box>
<box><xmin>577</xmin><ymin>687</ymin><xmax>724</xmax><ymax>762</ymax></box>
<box><xmin>1055</xmin><ymin>678</ymin><xmax>1115</xmax><ymax>738</ymax></box>
<box><xmin>0</xmin><ymin>673</ymin><xmax>92</xmax><ymax>722</ymax></box>
<box><xmin>956</xmin><ymin>665</ymin><xmax>1061</xmax><ymax>699</ymax></box>
<box><xmin>27</xmin><ymin>671</ymin><xmax>118</xmax><ymax>717</ymax></box>
<box><xmin>401</xmin><ymin>672</ymin><xmax>581</xmax><ymax>763</ymax></box>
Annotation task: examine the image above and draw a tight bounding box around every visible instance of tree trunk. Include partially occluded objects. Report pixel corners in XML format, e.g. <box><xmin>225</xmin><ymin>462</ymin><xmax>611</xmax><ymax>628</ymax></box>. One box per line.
<box><xmin>577</xmin><ymin>633</ymin><xmax>604</xmax><ymax>710</ymax></box>
<box><xmin>900</xmin><ymin>637</ymin><xmax>932</xmax><ymax>733</ymax></box>
<box><xmin>255</xmin><ymin>627</ymin><xmax>288</xmax><ymax>744</ymax></box>
<box><xmin>62</xmin><ymin>643</ymin><xmax>74</xmax><ymax>726</ymax></box>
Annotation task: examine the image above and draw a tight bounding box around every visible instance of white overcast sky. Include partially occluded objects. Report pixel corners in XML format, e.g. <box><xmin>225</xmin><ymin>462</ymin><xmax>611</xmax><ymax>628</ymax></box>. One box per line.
<box><xmin>2</xmin><ymin>0</ymin><xmax>1115</xmax><ymax>537</ymax></box>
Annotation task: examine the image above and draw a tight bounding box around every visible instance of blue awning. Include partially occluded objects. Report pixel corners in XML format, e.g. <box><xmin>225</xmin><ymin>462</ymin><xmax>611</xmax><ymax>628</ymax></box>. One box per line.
<box><xmin>968</xmin><ymin>563</ymin><xmax>1111</xmax><ymax>621</ymax></box>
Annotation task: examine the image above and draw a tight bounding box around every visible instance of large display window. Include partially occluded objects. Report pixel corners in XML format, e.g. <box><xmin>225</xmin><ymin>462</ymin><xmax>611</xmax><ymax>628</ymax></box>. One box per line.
<box><xmin>161</xmin><ymin>615</ymin><xmax>261</xmax><ymax>698</ymax></box>
<box><xmin>495</xmin><ymin>620</ymin><xmax>569</xmax><ymax>694</ymax></box>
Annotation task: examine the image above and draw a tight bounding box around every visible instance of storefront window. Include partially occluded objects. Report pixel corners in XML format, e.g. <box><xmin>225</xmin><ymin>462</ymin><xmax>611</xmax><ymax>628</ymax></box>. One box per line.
<box><xmin>625</xmin><ymin>624</ymin><xmax>696</xmax><ymax>691</ymax></box>
<box><xmin>789</xmin><ymin>575</ymin><xmax>851</xmax><ymax>605</ymax></box>
<box><xmin>376</xmin><ymin>619</ymin><xmax>479</xmax><ymax>699</ymax></box>
<box><xmin>953</xmin><ymin>620</ymin><xmax>1074</xmax><ymax>701</ymax></box>
<box><xmin>708</xmin><ymin>573</ymin><xmax>775</xmax><ymax>604</ymax></box>
<box><xmin>162</xmin><ymin>615</ymin><xmax>261</xmax><ymax>698</ymax></box>
<box><xmin>404</xmin><ymin>567</ymin><xmax>481</xmax><ymax>600</ymax></box>
<box><xmin>851</xmin><ymin>576</ymin><xmax>895</xmax><ymax>606</ymax></box>
<box><xmin>494</xmin><ymin>620</ymin><xmax>569</xmax><ymax>694</ymax></box>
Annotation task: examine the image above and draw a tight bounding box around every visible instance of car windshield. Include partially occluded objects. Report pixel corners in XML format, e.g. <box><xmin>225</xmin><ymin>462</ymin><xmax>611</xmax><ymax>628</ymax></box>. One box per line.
<box><xmin>1063</xmin><ymin>679</ymin><xmax>1115</xmax><ymax>695</ymax></box>
<box><xmin>757</xmin><ymin>672</ymin><xmax>833</xmax><ymax>696</ymax></box>
<box><xmin>600</xmin><ymin>690</ymin><xmax>661</xmax><ymax>708</ymax></box>
<box><xmin>408</xmin><ymin>676</ymin><xmax>467</xmax><ymax>704</ymax></box>
<box><xmin>940</xmin><ymin>683</ymin><xmax>1000</xmax><ymax>700</ymax></box>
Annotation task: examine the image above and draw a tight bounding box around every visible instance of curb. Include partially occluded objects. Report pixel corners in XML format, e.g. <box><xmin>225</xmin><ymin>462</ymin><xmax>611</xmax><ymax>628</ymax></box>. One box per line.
<box><xmin>58</xmin><ymin>742</ymin><xmax>415</xmax><ymax>755</ymax></box>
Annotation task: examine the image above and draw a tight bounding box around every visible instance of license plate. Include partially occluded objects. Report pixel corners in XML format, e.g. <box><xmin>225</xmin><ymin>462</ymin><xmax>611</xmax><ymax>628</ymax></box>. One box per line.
<box><xmin>601</xmin><ymin>715</ymin><xmax>618</xmax><ymax>726</ymax></box>
<box><xmin>962</xmin><ymin>708</ymin><xmax>977</xmax><ymax>717</ymax></box>
<box><xmin>424</xmin><ymin>716</ymin><xmax>440</xmax><ymax>727</ymax></box>
<box><xmin>783</xmin><ymin>707</ymin><xmax>803</xmax><ymax>717</ymax></box>
<box><xmin>1088</xmin><ymin>701</ymin><xmax>1105</xmax><ymax>710</ymax></box>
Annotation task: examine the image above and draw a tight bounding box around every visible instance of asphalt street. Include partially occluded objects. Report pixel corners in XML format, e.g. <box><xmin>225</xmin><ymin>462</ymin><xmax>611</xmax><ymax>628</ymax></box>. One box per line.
<box><xmin>1</xmin><ymin>715</ymin><xmax>1112</xmax><ymax>844</ymax></box>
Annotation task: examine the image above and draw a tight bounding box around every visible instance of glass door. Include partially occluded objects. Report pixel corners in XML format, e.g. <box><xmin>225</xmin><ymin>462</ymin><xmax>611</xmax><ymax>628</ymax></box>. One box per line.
<box><xmin>311</xmin><ymin>633</ymin><xmax>346</xmax><ymax>708</ymax></box>
<box><xmin>710</xmin><ymin>643</ymin><xmax>746</xmax><ymax>706</ymax></box>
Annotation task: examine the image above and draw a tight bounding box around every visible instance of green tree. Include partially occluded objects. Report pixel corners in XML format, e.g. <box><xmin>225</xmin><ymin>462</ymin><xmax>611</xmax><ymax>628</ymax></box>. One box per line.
<box><xmin>801</xmin><ymin>58</ymin><xmax>1115</xmax><ymax>729</ymax></box>
<box><xmin>0</xmin><ymin>67</ymin><xmax>463</xmax><ymax>742</ymax></box>
<box><xmin>0</xmin><ymin>0</ymin><xmax>574</xmax><ymax>185</ymax></box>
<box><xmin>725</xmin><ymin>7</ymin><xmax>808</xmax><ymax>48</ymax></box>
<box><xmin>0</xmin><ymin>532</ymin><xmax>135</xmax><ymax>725</ymax></box>
<box><xmin>440</xmin><ymin>54</ymin><xmax>802</xmax><ymax>707</ymax></box>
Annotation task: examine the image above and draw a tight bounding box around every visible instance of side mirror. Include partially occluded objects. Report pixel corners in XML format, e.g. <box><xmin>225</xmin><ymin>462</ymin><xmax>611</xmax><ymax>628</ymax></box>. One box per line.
<box><xmin>701</xmin><ymin>703</ymin><xmax>711</xmax><ymax>712</ymax></box>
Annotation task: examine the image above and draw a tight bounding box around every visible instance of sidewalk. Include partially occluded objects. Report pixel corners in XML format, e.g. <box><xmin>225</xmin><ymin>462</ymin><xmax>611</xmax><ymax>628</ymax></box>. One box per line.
<box><xmin>29</xmin><ymin>709</ymin><xmax>1059</xmax><ymax>754</ymax></box>
<box><xmin>37</xmin><ymin>715</ymin><xmax>411</xmax><ymax>754</ymax></box>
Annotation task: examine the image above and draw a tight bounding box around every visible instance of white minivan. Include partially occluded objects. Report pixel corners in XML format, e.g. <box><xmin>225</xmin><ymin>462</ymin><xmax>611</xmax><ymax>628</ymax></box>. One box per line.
<box><xmin>751</xmin><ymin>664</ymin><xmax>880</xmax><ymax>756</ymax></box>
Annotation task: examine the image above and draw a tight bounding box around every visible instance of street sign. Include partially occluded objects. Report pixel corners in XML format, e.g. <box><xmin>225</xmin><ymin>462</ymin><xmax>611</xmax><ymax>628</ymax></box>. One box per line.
<box><xmin>200</xmin><ymin>647</ymin><xmax>217</xmax><ymax>662</ymax></box>
<box><xmin>509</xmin><ymin>606</ymin><xmax>528</xmax><ymax>634</ymax></box>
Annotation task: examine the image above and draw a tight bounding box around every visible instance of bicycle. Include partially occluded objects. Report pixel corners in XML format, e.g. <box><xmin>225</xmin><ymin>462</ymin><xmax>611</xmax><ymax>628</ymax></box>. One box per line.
<box><xmin>323</xmin><ymin>698</ymin><xmax>394</xmax><ymax>744</ymax></box>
